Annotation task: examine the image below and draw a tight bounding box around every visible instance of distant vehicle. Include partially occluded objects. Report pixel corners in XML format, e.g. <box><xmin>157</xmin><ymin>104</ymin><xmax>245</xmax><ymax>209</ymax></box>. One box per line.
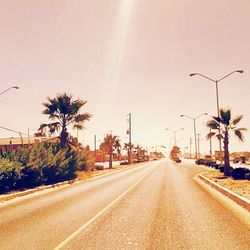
<box><xmin>204</xmin><ymin>155</ymin><xmax>212</xmax><ymax>160</ymax></box>
<box><xmin>95</xmin><ymin>164</ymin><xmax>104</xmax><ymax>170</ymax></box>
<box><xmin>174</xmin><ymin>158</ymin><xmax>181</xmax><ymax>163</ymax></box>
<box><xmin>233</xmin><ymin>156</ymin><xmax>246</xmax><ymax>164</ymax></box>
<box><xmin>120</xmin><ymin>161</ymin><xmax>129</xmax><ymax>165</ymax></box>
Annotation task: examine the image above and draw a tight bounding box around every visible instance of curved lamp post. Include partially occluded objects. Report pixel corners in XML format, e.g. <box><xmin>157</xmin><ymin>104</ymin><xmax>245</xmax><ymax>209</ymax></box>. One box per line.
<box><xmin>0</xmin><ymin>86</ymin><xmax>19</xmax><ymax>96</ymax></box>
<box><xmin>180</xmin><ymin>113</ymin><xmax>208</xmax><ymax>159</ymax></box>
<box><xmin>189</xmin><ymin>70</ymin><xmax>243</xmax><ymax>162</ymax></box>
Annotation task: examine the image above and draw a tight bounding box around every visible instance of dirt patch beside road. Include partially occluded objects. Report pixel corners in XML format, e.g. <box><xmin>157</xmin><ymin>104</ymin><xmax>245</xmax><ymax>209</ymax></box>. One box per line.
<box><xmin>77</xmin><ymin>163</ymin><xmax>138</xmax><ymax>181</ymax></box>
<box><xmin>203</xmin><ymin>170</ymin><xmax>250</xmax><ymax>200</ymax></box>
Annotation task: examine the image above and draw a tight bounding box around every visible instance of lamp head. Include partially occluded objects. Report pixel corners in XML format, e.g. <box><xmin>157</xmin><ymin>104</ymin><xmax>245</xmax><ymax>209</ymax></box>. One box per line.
<box><xmin>204</xmin><ymin>112</ymin><xmax>208</xmax><ymax>115</ymax></box>
<box><xmin>180</xmin><ymin>114</ymin><xmax>184</xmax><ymax>117</ymax></box>
<box><xmin>236</xmin><ymin>70</ymin><xmax>244</xmax><ymax>73</ymax></box>
<box><xmin>189</xmin><ymin>73</ymin><xmax>197</xmax><ymax>77</ymax></box>
<box><xmin>13</xmin><ymin>86</ymin><xmax>19</xmax><ymax>89</ymax></box>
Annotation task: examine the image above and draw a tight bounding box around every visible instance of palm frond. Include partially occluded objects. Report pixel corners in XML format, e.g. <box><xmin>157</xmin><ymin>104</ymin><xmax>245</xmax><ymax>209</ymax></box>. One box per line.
<box><xmin>232</xmin><ymin>115</ymin><xmax>243</xmax><ymax>125</ymax></box>
<box><xmin>49</xmin><ymin>114</ymin><xmax>59</xmax><ymax>120</ymax></box>
<box><xmin>38</xmin><ymin>123</ymin><xmax>48</xmax><ymax>131</ymax></box>
<box><xmin>234</xmin><ymin>129</ymin><xmax>245</xmax><ymax>141</ymax></box>
<box><xmin>42</xmin><ymin>102</ymin><xmax>58</xmax><ymax>114</ymax></box>
<box><xmin>236</xmin><ymin>127</ymin><xmax>247</xmax><ymax>131</ymax></box>
<box><xmin>74</xmin><ymin>113</ymin><xmax>92</xmax><ymax>123</ymax></box>
<box><xmin>206</xmin><ymin>120</ymin><xmax>220</xmax><ymax>130</ymax></box>
<box><xmin>220</xmin><ymin>108</ymin><xmax>231</xmax><ymax>125</ymax></box>
<box><xmin>48</xmin><ymin>122</ymin><xmax>60</xmax><ymax>134</ymax></box>
<box><xmin>206</xmin><ymin>132</ymin><xmax>216</xmax><ymax>140</ymax></box>
<box><xmin>73</xmin><ymin>124</ymin><xmax>84</xmax><ymax>130</ymax></box>
<box><xmin>212</xmin><ymin>116</ymin><xmax>222</xmax><ymax>123</ymax></box>
<box><xmin>57</xmin><ymin>94</ymin><xmax>71</xmax><ymax>115</ymax></box>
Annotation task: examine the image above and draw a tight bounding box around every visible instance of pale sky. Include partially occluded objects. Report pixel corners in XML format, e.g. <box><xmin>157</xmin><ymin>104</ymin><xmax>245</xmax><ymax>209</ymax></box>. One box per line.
<box><xmin>0</xmin><ymin>0</ymin><xmax>250</xmax><ymax>154</ymax></box>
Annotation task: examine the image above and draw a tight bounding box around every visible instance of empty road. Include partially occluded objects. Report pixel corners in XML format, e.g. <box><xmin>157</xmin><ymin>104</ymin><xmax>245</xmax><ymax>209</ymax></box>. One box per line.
<box><xmin>0</xmin><ymin>159</ymin><xmax>249</xmax><ymax>249</ymax></box>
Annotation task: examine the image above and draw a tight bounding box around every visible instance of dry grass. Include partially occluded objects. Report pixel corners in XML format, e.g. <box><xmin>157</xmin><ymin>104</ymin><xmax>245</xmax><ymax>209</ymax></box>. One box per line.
<box><xmin>203</xmin><ymin>170</ymin><xmax>250</xmax><ymax>200</ymax></box>
<box><xmin>77</xmin><ymin>163</ymin><xmax>137</xmax><ymax>181</ymax></box>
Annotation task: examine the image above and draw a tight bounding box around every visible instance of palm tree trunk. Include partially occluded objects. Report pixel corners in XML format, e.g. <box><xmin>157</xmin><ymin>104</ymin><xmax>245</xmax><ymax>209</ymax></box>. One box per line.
<box><xmin>223</xmin><ymin>131</ymin><xmax>230</xmax><ymax>176</ymax></box>
<box><xmin>109</xmin><ymin>140</ymin><xmax>112</xmax><ymax>168</ymax></box>
<box><xmin>60</xmin><ymin>120</ymin><xmax>69</xmax><ymax>148</ymax></box>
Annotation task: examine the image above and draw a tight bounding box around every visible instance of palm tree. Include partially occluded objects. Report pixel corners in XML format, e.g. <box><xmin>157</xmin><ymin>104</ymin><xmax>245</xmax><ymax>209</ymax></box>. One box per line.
<box><xmin>124</xmin><ymin>142</ymin><xmax>134</xmax><ymax>162</ymax></box>
<box><xmin>99</xmin><ymin>134</ymin><xmax>119</xmax><ymax>168</ymax></box>
<box><xmin>134</xmin><ymin>144</ymin><xmax>142</xmax><ymax>161</ymax></box>
<box><xmin>206</xmin><ymin>108</ymin><xmax>247</xmax><ymax>176</ymax></box>
<box><xmin>113</xmin><ymin>138</ymin><xmax>121</xmax><ymax>161</ymax></box>
<box><xmin>39</xmin><ymin>93</ymin><xmax>92</xmax><ymax>147</ymax></box>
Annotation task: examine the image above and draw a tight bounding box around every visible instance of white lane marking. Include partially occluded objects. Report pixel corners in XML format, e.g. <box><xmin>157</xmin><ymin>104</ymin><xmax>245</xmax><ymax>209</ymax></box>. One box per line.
<box><xmin>54</xmin><ymin>163</ymin><xmax>157</xmax><ymax>250</ymax></box>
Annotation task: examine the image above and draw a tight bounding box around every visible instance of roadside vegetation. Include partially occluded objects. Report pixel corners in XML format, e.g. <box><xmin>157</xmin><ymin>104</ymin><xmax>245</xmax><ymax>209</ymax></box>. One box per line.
<box><xmin>0</xmin><ymin>143</ymin><xmax>74</xmax><ymax>193</ymax></box>
<box><xmin>0</xmin><ymin>92</ymin><xmax>159</xmax><ymax>195</ymax></box>
<box><xmin>0</xmin><ymin>93</ymin><xmax>94</xmax><ymax>194</ymax></box>
<box><xmin>99</xmin><ymin>134</ymin><xmax>121</xmax><ymax>168</ymax></box>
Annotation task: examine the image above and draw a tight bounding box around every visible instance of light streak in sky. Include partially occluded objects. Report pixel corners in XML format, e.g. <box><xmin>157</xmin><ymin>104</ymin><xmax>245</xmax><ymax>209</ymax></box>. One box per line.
<box><xmin>106</xmin><ymin>0</ymin><xmax>134</xmax><ymax>98</ymax></box>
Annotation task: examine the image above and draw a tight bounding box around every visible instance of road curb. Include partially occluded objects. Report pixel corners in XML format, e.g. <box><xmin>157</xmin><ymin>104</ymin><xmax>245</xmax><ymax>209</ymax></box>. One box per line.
<box><xmin>198</xmin><ymin>173</ymin><xmax>250</xmax><ymax>212</ymax></box>
<box><xmin>0</xmin><ymin>178</ymin><xmax>79</xmax><ymax>203</ymax></box>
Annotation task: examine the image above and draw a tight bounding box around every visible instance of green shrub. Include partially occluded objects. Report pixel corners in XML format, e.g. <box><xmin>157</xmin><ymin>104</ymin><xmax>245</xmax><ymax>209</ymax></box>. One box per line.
<box><xmin>52</xmin><ymin>146</ymin><xmax>78</xmax><ymax>182</ymax></box>
<box><xmin>0</xmin><ymin>142</ymin><xmax>92</xmax><ymax>192</ymax></box>
<box><xmin>20</xmin><ymin>143</ymin><xmax>78</xmax><ymax>185</ymax></box>
<box><xmin>0</xmin><ymin>158</ymin><xmax>22</xmax><ymax>193</ymax></box>
<box><xmin>77</xmin><ymin>150</ymin><xmax>95</xmax><ymax>171</ymax></box>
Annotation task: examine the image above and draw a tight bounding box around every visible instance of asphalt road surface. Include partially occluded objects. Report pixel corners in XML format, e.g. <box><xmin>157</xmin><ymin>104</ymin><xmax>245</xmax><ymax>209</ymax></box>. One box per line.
<box><xmin>0</xmin><ymin>159</ymin><xmax>249</xmax><ymax>250</ymax></box>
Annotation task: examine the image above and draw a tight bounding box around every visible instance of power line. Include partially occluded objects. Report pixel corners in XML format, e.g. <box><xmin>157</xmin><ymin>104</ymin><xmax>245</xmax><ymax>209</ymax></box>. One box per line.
<box><xmin>0</xmin><ymin>96</ymin><xmax>41</xmax><ymax>113</ymax></box>
<box><xmin>0</xmin><ymin>125</ymin><xmax>28</xmax><ymax>136</ymax></box>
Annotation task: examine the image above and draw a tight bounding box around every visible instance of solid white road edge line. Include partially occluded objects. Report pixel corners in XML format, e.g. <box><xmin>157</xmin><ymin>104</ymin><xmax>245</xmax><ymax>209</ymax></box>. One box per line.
<box><xmin>53</xmin><ymin>163</ymin><xmax>157</xmax><ymax>250</ymax></box>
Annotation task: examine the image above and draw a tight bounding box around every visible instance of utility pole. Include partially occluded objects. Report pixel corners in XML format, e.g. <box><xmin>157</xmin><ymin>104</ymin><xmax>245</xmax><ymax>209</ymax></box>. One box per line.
<box><xmin>209</xmin><ymin>128</ymin><xmax>213</xmax><ymax>158</ymax></box>
<box><xmin>94</xmin><ymin>134</ymin><xmax>97</xmax><ymax>159</ymax></box>
<box><xmin>197</xmin><ymin>134</ymin><xmax>200</xmax><ymax>159</ymax></box>
<box><xmin>128</xmin><ymin>113</ymin><xmax>132</xmax><ymax>164</ymax></box>
<box><xmin>19</xmin><ymin>132</ymin><xmax>24</xmax><ymax>146</ymax></box>
<box><xmin>189</xmin><ymin>138</ymin><xmax>192</xmax><ymax>159</ymax></box>
<box><xmin>109</xmin><ymin>133</ymin><xmax>113</xmax><ymax>169</ymax></box>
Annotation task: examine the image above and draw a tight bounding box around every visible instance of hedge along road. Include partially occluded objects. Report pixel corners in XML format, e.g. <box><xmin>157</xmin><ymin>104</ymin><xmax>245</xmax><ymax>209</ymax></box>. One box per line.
<box><xmin>0</xmin><ymin>159</ymin><xmax>249</xmax><ymax>249</ymax></box>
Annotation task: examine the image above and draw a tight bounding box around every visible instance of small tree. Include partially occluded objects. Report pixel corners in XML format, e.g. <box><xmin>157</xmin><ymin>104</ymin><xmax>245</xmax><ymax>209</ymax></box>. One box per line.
<box><xmin>206</xmin><ymin>108</ymin><xmax>247</xmax><ymax>176</ymax></box>
<box><xmin>124</xmin><ymin>142</ymin><xmax>134</xmax><ymax>162</ymax></box>
<box><xmin>114</xmin><ymin>139</ymin><xmax>121</xmax><ymax>161</ymax></box>
<box><xmin>39</xmin><ymin>93</ymin><xmax>92</xmax><ymax>147</ymax></box>
<box><xmin>134</xmin><ymin>145</ymin><xmax>142</xmax><ymax>161</ymax></box>
<box><xmin>99</xmin><ymin>134</ymin><xmax>119</xmax><ymax>168</ymax></box>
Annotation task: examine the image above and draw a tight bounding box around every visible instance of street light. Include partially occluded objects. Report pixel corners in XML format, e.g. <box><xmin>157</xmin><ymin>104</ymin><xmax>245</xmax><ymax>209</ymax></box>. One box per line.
<box><xmin>189</xmin><ymin>70</ymin><xmax>243</xmax><ymax>162</ymax></box>
<box><xmin>0</xmin><ymin>86</ymin><xmax>19</xmax><ymax>96</ymax></box>
<box><xmin>180</xmin><ymin>113</ymin><xmax>208</xmax><ymax>159</ymax></box>
<box><xmin>165</xmin><ymin>128</ymin><xmax>184</xmax><ymax>146</ymax></box>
